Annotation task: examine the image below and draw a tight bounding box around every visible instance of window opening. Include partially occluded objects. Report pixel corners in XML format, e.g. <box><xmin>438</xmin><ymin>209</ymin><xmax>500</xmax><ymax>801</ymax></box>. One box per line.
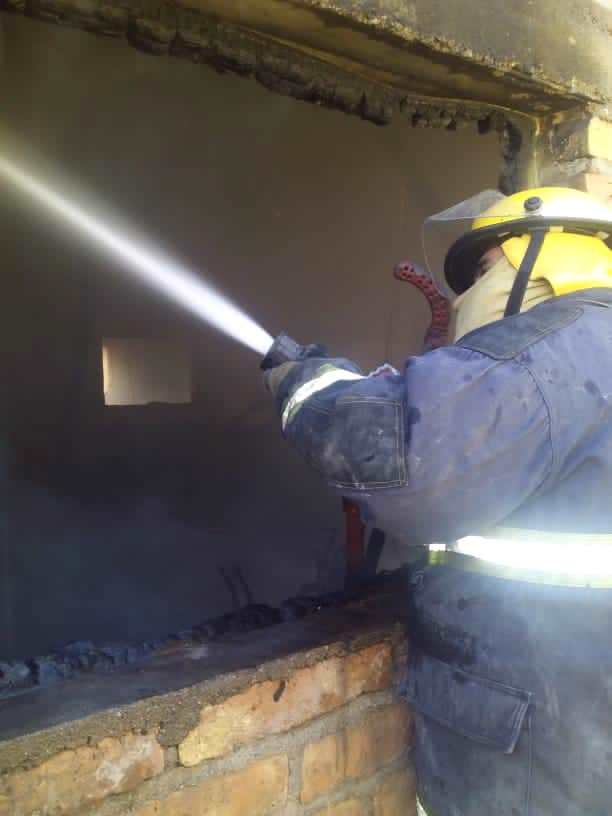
<box><xmin>102</xmin><ymin>338</ymin><xmax>192</xmax><ymax>406</ymax></box>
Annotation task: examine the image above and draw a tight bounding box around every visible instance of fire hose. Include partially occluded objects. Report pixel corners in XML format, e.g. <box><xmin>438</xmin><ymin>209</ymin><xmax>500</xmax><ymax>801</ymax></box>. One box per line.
<box><xmin>392</xmin><ymin>259</ymin><xmax>451</xmax><ymax>352</ymax></box>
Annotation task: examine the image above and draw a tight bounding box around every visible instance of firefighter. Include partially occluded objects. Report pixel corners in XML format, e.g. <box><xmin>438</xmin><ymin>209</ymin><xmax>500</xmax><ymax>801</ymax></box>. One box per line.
<box><xmin>264</xmin><ymin>187</ymin><xmax>612</xmax><ymax>815</ymax></box>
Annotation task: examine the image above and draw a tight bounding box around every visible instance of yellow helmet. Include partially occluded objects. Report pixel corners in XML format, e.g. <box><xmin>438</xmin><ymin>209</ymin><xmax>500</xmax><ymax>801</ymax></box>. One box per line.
<box><xmin>429</xmin><ymin>187</ymin><xmax>612</xmax><ymax>315</ymax></box>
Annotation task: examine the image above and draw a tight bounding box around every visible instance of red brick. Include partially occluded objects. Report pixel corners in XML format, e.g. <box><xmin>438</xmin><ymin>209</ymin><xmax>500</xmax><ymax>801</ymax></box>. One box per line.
<box><xmin>178</xmin><ymin>643</ymin><xmax>392</xmax><ymax>768</ymax></box>
<box><xmin>311</xmin><ymin>798</ymin><xmax>368</xmax><ymax>816</ymax></box>
<box><xmin>374</xmin><ymin>766</ymin><xmax>417</xmax><ymax>816</ymax></box>
<box><xmin>301</xmin><ymin>733</ymin><xmax>345</xmax><ymax>803</ymax></box>
<box><xmin>345</xmin><ymin>703</ymin><xmax>412</xmax><ymax>779</ymax></box>
<box><xmin>179</xmin><ymin>658</ymin><xmax>345</xmax><ymax>765</ymax></box>
<box><xmin>132</xmin><ymin>755</ymin><xmax>288</xmax><ymax>816</ymax></box>
<box><xmin>345</xmin><ymin>643</ymin><xmax>392</xmax><ymax>699</ymax></box>
<box><xmin>0</xmin><ymin>734</ymin><xmax>163</xmax><ymax>816</ymax></box>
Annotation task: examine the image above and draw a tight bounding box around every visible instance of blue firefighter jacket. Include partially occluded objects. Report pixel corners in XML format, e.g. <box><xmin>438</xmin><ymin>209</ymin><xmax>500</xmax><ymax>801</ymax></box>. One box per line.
<box><xmin>274</xmin><ymin>289</ymin><xmax>612</xmax><ymax>816</ymax></box>
<box><xmin>275</xmin><ymin>287</ymin><xmax>612</xmax><ymax>815</ymax></box>
<box><xmin>273</xmin><ymin>289</ymin><xmax>612</xmax><ymax>543</ymax></box>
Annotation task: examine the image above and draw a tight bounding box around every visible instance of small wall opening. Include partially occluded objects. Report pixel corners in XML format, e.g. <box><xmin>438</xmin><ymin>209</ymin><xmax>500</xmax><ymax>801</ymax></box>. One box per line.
<box><xmin>102</xmin><ymin>338</ymin><xmax>192</xmax><ymax>406</ymax></box>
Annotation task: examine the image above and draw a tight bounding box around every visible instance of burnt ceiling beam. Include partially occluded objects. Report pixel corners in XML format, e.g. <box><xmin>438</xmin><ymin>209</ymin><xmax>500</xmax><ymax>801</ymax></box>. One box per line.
<box><xmin>1</xmin><ymin>0</ymin><xmax>606</xmax><ymax>119</ymax></box>
<box><xmin>223</xmin><ymin>0</ymin><xmax>612</xmax><ymax>111</ymax></box>
<box><xmin>3</xmin><ymin>0</ymin><xmax>606</xmax><ymax>194</ymax></box>
<box><xmin>0</xmin><ymin>0</ymin><xmax>536</xmax><ymax>133</ymax></box>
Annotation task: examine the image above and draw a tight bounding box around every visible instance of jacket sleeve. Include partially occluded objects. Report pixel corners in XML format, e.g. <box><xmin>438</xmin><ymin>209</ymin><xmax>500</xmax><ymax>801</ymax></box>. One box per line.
<box><xmin>271</xmin><ymin>347</ymin><xmax>553</xmax><ymax>544</ymax></box>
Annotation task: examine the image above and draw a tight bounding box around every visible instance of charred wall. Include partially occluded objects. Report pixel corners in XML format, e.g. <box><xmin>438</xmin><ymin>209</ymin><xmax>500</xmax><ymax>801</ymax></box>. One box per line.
<box><xmin>0</xmin><ymin>15</ymin><xmax>501</xmax><ymax>659</ymax></box>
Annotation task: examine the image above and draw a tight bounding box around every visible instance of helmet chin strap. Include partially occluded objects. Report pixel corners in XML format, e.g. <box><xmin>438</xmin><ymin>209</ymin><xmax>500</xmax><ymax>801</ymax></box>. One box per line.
<box><xmin>504</xmin><ymin>228</ymin><xmax>548</xmax><ymax>316</ymax></box>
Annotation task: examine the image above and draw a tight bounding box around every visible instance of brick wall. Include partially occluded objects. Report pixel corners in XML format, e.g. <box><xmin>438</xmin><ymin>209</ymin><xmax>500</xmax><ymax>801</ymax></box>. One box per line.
<box><xmin>0</xmin><ymin>636</ymin><xmax>415</xmax><ymax>816</ymax></box>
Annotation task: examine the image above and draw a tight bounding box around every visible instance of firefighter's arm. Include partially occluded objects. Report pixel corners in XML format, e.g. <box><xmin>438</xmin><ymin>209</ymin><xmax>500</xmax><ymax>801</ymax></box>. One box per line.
<box><xmin>265</xmin><ymin>354</ymin><xmax>408</xmax><ymax>490</ymax></box>
<box><xmin>266</xmin><ymin>346</ymin><xmax>553</xmax><ymax>544</ymax></box>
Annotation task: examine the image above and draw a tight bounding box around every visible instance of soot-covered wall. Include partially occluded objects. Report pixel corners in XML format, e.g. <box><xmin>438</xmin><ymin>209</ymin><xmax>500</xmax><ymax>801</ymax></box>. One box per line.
<box><xmin>0</xmin><ymin>15</ymin><xmax>501</xmax><ymax>659</ymax></box>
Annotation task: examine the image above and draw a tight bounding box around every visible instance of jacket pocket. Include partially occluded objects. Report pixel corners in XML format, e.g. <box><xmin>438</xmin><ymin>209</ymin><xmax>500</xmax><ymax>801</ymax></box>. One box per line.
<box><xmin>404</xmin><ymin>653</ymin><xmax>533</xmax><ymax>816</ymax></box>
<box><xmin>293</xmin><ymin>396</ymin><xmax>406</xmax><ymax>490</ymax></box>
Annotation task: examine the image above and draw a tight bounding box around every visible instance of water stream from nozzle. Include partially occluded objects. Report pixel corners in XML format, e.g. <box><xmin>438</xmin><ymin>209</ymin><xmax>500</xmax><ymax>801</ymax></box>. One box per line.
<box><xmin>0</xmin><ymin>156</ymin><xmax>274</xmax><ymax>356</ymax></box>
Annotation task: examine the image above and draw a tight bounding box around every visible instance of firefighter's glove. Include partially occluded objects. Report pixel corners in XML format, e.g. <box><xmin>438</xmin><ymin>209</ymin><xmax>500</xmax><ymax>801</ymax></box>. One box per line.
<box><xmin>264</xmin><ymin>362</ymin><xmax>298</xmax><ymax>399</ymax></box>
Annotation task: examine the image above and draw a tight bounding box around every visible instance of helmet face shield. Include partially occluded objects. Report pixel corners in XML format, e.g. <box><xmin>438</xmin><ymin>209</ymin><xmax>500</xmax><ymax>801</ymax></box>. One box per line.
<box><xmin>423</xmin><ymin>190</ymin><xmax>508</xmax><ymax>299</ymax></box>
<box><xmin>427</xmin><ymin>189</ymin><xmax>508</xmax><ymax>223</ymax></box>
<box><xmin>422</xmin><ymin>188</ymin><xmax>612</xmax><ymax>300</ymax></box>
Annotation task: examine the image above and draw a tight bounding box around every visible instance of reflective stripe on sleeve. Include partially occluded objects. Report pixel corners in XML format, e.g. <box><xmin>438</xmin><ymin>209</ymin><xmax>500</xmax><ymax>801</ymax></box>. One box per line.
<box><xmin>281</xmin><ymin>365</ymin><xmax>364</xmax><ymax>430</ymax></box>
<box><xmin>417</xmin><ymin>797</ymin><xmax>432</xmax><ymax>816</ymax></box>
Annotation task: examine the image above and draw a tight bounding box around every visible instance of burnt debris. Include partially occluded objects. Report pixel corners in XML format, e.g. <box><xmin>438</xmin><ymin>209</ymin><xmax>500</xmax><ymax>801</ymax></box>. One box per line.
<box><xmin>0</xmin><ymin>575</ymin><xmax>395</xmax><ymax>699</ymax></box>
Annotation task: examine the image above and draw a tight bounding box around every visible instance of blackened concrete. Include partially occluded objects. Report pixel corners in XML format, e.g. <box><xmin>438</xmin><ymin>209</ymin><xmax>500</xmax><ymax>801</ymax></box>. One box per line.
<box><xmin>0</xmin><ymin>16</ymin><xmax>500</xmax><ymax>659</ymax></box>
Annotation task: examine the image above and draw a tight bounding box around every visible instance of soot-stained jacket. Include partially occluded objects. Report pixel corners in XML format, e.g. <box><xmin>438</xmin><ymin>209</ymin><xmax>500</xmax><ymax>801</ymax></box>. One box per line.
<box><xmin>272</xmin><ymin>289</ymin><xmax>612</xmax><ymax>543</ymax></box>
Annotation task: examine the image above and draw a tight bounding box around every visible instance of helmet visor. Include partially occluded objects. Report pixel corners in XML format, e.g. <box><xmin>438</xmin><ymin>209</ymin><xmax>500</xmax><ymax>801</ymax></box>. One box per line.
<box><xmin>423</xmin><ymin>189</ymin><xmax>612</xmax><ymax>298</ymax></box>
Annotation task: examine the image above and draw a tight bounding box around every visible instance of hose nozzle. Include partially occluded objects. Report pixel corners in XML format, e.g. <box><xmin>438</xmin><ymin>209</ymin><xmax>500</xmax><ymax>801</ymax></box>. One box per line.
<box><xmin>260</xmin><ymin>332</ymin><xmax>327</xmax><ymax>371</ymax></box>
